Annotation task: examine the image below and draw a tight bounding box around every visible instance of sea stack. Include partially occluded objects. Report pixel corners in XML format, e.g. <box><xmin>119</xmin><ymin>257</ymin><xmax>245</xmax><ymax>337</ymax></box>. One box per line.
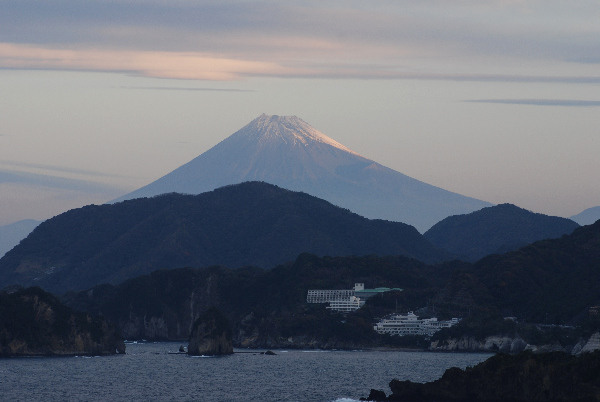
<box><xmin>187</xmin><ymin>307</ymin><xmax>234</xmax><ymax>356</ymax></box>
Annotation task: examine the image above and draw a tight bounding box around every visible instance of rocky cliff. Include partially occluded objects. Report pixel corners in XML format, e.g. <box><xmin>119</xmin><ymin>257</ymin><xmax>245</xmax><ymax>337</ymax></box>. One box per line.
<box><xmin>430</xmin><ymin>334</ymin><xmax>529</xmax><ymax>353</ymax></box>
<box><xmin>430</xmin><ymin>332</ymin><xmax>600</xmax><ymax>355</ymax></box>
<box><xmin>574</xmin><ymin>332</ymin><xmax>600</xmax><ymax>355</ymax></box>
<box><xmin>187</xmin><ymin>307</ymin><xmax>233</xmax><ymax>356</ymax></box>
<box><xmin>0</xmin><ymin>287</ymin><xmax>125</xmax><ymax>356</ymax></box>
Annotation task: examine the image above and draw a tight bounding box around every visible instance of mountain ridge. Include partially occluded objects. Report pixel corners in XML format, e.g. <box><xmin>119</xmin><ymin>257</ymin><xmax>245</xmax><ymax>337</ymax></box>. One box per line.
<box><xmin>433</xmin><ymin>218</ymin><xmax>600</xmax><ymax>325</ymax></box>
<box><xmin>0</xmin><ymin>219</ymin><xmax>42</xmax><ymax>259</ymax></box>
<box><xmin>0</xmin><ymin>182</ymin><xmax>452</xmax><ymax>294</ymax></box>
<box><xmin>571</xmin><ymin>206</ymin><xmax>600</xmax><ymax>226</ymax></box>
<box><xmin>424</xmin><ymin>203</ymin><xmax>580</xmax><ymax>261</ymax></box>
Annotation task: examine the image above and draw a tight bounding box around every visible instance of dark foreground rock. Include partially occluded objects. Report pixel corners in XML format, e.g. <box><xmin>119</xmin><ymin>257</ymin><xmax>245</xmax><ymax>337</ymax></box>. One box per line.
<box><xmin>187</xmin><ymin>307</ymin><xmax>233</xmax><ymax>356</ymax></box>
<box><xmin>362</xmin><ymin>351</ymin><xmax>600</xmax><ymax>401</ymax></box>
<box><xmin>0</xmin><ymin>287</ymin><xmax>125</xmax><ymax>356</ymax></box>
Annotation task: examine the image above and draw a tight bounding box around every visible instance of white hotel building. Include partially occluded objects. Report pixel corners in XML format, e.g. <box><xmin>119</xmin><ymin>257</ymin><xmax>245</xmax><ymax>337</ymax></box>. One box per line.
<box><xmin>307</xmin><ymin>283</ymin><xmax>402</xmax><ymax>313</ymax></box>
<box><xmin>374</xmin><ymin>311</ymin><xmax>459</xmax><ymax>337</ymax></box>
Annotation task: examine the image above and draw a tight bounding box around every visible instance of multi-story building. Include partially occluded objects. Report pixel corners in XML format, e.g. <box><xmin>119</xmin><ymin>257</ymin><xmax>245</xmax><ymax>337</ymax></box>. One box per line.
<box><xmin>374</xmin><ymin>311</ymin><xmax>459</xmax><ymax>337</ymax></box>
<box><xmin>307</xmin><ymin>283</ymin><xmax>402</xmax><ymax>312</ymax></box>
<box><xmin>326</xmin><ymin>296</ymin><xmax>365</xmax><ymax>312</ymax></box>
<box><xmin>306</xmin><ymin>287</ymin><xmax>357</xmax><ymax>304</ymax></box>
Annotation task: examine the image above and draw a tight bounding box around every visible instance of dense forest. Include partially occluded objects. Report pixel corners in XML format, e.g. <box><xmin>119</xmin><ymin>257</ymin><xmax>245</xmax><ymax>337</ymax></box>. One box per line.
<box><xmin>60</xmin><ymin>216</ymin><xmax>600</xmax><ymax>348</ymax></box>
<box><xmin>62</xmin><ymin>253</ymin><xmax>446</xmax><ymax>347</ymax></box>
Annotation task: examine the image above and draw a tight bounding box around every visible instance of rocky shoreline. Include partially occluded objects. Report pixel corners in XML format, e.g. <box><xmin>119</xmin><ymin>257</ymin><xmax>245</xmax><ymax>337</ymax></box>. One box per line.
<box><xmin>362</xmin><ymin>350</ymin><xmax>600</xmax><ymax>401</ymax></box>
<box><xmin>0</xmin><ymin>287</ymin><xmax>125</xmax><ymax>357</ymax></box>
<box><xmin>430</xmin><ymin>332</ymin><xmax>600</xmax><ymax>355</ymax></box>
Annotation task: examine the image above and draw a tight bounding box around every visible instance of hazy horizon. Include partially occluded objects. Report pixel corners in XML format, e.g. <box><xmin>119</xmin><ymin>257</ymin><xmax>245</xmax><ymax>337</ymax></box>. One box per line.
<box><xmin>1</xmin><ymin>1</ymin><xmax>599</xmax><ymax>226</ymax></box>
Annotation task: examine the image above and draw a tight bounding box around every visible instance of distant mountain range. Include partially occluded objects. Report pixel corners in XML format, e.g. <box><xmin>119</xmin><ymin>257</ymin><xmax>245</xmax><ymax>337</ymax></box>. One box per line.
<box><xmin>0</xmin><ymin>182</ymin><xmax>451</xmax><ymax>294</ymax></box>
<box><xmin>571</xmin><ymin>206</ymin><xmax>600</xmax><ymax>226</ymax></box>
<box><xmin>424</xmin><ymin>203</ymin><xmax>580</xmax><ymax>262</ymax></box>
<box><xmin>0</xmin><ymin>219</ymin><xmax>42</xmax><ymax>259</ymax></box>
<box><xmin>112</xmin><ymin>114</ymin><xmax>491</xmax><ymax>232</ymax></box>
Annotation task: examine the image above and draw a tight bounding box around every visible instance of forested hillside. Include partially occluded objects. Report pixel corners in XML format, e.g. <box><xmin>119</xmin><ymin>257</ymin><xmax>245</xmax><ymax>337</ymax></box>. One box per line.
<box><xmin>59</xmin><ymin>217</ymin><xmax>600</xmax><ymax>348</ymax></box>
<box><xmin>63</xmin><ymin>253</ymin><xmax>451</xmax><ymax>346</ymax></box>
<box><xmin>0</xmin><ymin>182</ymin><xmax>450</xmax><ymax>294</ymax></box>
<box><xmin>424</xmin><ymin>203</ymin><xmax>579</xmax><ymax>261</ymax></box>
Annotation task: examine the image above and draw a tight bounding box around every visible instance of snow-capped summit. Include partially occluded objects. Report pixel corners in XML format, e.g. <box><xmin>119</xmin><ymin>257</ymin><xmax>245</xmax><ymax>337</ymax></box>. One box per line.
<box><xmin>112</xmin><ymin>114</ymin><xmax>491</xmax><ymax>231</ymax></box>
<box><xmin>246</xmin><ymin>114</ymin><xmax>361</xmax><ymax>156</ymax></box>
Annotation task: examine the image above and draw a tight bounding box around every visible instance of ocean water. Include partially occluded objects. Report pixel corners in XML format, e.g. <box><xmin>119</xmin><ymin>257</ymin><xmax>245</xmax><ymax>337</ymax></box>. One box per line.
<box><xmin>0</xmin><ymin>343</ymin><xmax>492</xmax><ymax>401</ymax></box>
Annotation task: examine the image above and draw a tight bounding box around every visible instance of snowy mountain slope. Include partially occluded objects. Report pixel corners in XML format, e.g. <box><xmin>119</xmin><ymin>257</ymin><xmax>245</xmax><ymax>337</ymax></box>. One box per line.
<box><xmin>112</xmin><ymin>114</ymin><xmax>491</xmax><ymax>232</ymax></box>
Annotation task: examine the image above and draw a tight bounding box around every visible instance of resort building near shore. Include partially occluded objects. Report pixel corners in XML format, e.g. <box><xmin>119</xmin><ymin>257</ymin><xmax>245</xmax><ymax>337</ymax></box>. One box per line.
<box><xmin>306</xmin><ymin>283</ymin><xmax>403</xmax><ymax>312</ymax></box>
<box><xmin>374</xmin><ymin>311</ymin><xmax>459</xmax><ymax>337</ymax></box>
<box><xmin>326</xmin><ymin>296</ymin><xmax>365</xmax><ymax>313</ymax></box>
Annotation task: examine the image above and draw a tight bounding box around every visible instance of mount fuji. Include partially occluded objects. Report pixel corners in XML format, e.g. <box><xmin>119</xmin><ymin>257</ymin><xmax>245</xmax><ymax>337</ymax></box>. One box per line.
<box><xmin>112</xmin><ymin>114</ymin><xmax>491</xmax><ymax>231</ymax></box>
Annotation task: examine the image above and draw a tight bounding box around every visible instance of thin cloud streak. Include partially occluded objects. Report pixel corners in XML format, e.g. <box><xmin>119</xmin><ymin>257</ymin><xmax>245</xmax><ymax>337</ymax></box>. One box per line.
<box><xmin>121</xmin><ymin>86</ymin><xmax>255</xmax><ymax>92</ymax></box>
<box><xmin>466</xmin><ymin>99</ymin><xmax>600</xmax><ymax>107</ymax></box>
<box><xmin>1</xmin><ymin>160</ymin><xmax>122</xmax><ymax>178</ymax></box>
<box><xmin>0</xmin><ymin>169</ymin><xmax>125</xmax><ymax>194</ymax></box>
<box><xmin>0</xmin><ymin>43</ymin><xmax>289</xmax><ymax>80</ymax></box>
<box><xmin>2</xmin><ymin>43</ymin><xmax>600</xmax><ymax>82</ymax></box>
<box><xmin>281</xmin><ymin>71</ymin><xmax>600</xmax><ymax>83</ymax></box>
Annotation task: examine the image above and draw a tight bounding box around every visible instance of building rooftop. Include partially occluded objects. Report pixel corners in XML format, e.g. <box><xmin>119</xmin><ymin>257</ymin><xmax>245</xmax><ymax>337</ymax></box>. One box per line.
<box><xmin>355</xmin><ymin>287</ymin><xmax>403</xmax><ymax>294</ymax></box>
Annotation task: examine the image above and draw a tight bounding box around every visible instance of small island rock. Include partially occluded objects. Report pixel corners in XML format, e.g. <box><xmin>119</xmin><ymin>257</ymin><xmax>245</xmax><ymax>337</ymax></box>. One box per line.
<box><xmin>187</xmin><ymin>307</ymin><xmax>233</xmax><ymax>356</ymax></box>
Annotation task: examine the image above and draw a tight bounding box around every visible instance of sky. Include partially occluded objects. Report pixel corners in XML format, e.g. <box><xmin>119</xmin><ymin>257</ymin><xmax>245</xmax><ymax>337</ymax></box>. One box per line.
<box><xmin>1</xmin><ymin>0</ymin><xmax>599</xmax><ymax>226</ymax></box>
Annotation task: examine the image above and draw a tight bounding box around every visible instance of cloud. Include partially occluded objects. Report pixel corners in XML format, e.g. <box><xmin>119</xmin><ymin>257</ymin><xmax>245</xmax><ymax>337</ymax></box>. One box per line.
<box><xmin>121</xmin><ymin>86</ymin><xmax>255</xmax><ymax>92</ymax></box>
<box><xmin>1</xmin><ymin>1</ymin><xmax>599</xmax><ymax>80</ymax></box>
<box><xmin>0</xmin><ymin>43</ymin><xmax>289</xmax><ymax>80</ymax></box>
<box><xmin>0</xmin><ymin>169</ymin><xmax>125</xmax><ymax>194</ymax></box>
<box><xmin>465</xmin><ymin>99</ymin><xmax>600</xmax><ymax>107</ymax></box>
<box><xmin>3</xmin><ymin>42</ymin><xmax>600</xmax><ymax>83</ymax></box>
<box><xmin>1</xmin><ymin>160</ymin><xmax>122</xmax><ymax>178</ymax></box>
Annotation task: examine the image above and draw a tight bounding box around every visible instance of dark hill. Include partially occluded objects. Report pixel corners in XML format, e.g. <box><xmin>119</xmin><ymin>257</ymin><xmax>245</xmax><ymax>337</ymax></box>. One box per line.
<box><xmin>0</xmin><ymin>219</ymin><xmax>42</xmax><ymax>259</ymax></box>
<box><xmin>0</xmin><ymin>182</ymin><xmax>450</xmax><ymax>294</ymax></box>
<box><xmin>0</xmin><ymin>287</ymin><xmax>124</xmax><ymax>356</ymax></box>
<box><xmin>365</xmin><ymin>351</ymin><xmax>600</xmax><ymax>401</ymax></box>
<box><xmin>424</xmin><ymin>203</ymin><xmax>579</xmax><ymax>261</ymax></box>
<box><xmin>434</xmin><ymin>219</ymin><xmax>600</xmax><ymax>325</ymax></box>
